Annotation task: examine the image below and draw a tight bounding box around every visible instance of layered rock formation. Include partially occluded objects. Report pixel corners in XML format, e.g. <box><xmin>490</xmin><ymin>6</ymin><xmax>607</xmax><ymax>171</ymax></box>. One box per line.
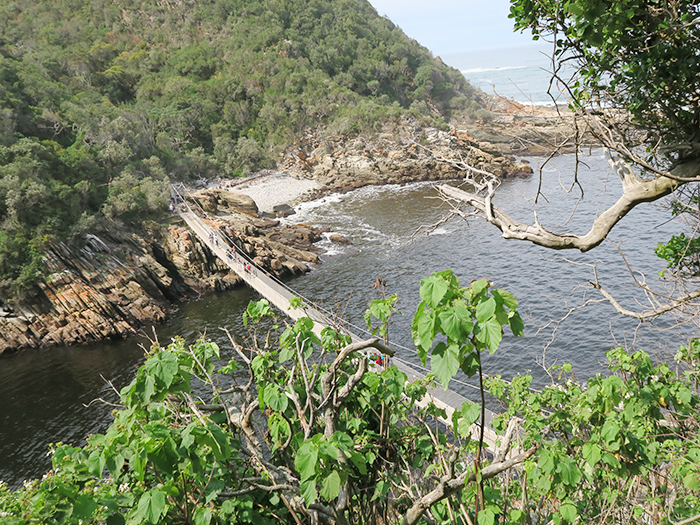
<box><xmin>281</xmin><ymin>120</ymin><xmax>533</xmax><ymax>191</ymax></box>
<box><xmin>0</xmin><ymin>196</ymin><xmax>323</xmax><ymax>354</ymax></box>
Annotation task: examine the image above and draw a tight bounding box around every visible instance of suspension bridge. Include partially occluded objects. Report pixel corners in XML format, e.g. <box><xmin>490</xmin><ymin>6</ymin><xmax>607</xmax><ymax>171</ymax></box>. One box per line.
<box><xmin>171</xmin><ymin>183</ymin><xmax>502</xmax><ymax>451</ymax></box>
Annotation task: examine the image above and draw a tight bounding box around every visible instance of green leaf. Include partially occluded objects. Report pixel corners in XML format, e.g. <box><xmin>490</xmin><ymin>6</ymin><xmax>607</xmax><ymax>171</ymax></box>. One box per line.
<box><xmin>136</xmin><ymin>488</ymin><xmax>167</xmax><ymax>524</ymax></box>
<box><xmin>477</xmin><ymin>508</ymin><xmax>496</xmax><ymax>525</ymax></box>
<box><xmin>348</xmin><ymin>450</ymin><xmax>367</xmax><ymax>475</ymax></box>
<box><xmin>320</xmin><ymin>470</ymin><xmax>342</xmax><ymax>500</ymax></box>
<box><xmin>301</xmin><ymin>480</ymin><xmax>318</xmax><ymax>506</ymax></box>
<box><xmin>431</xmin><ymin>342</ymin><xmax>460</xmax><ymax>390</ymax></box>
<box><xmin>414</xmin><ymin>309</ymin><xmax>437</xmax><ymax>361</ymax></box>
<box><xmin>471</xmin><ymin>279</ymin><xmax>489</xmax><ymax>295</ymax></box>
<box><xmin>475</xmin><ymin>318</ymin><xmax>503</xmax><ymax>353</ymax></box>
<box><xmin>295</xmin><ymin>441</ymin><xmax>319</xmax><ymax>481</ymax></box>
<box><xmin>601</xmin><ymin>420</ymin><xmax>621</xmax><ymax>450</ymax></box>
<box><xmin>557</xmin><ymin>457</ymin><xmax>581</xmax><ymax>486</ymax></box>
<box><xmin>582</xmin><ymin>442</ymin><xmax>601</xmax><ymax>467</ymax></box>
<box><xmin>475</xmin><ymin>297</ymin><xmax>496</xmax><ymax>322</ymax></box>
<box><xmin>455</xmin><ymin>401</ymin><xmax>480</xmax><ymax>438</ymax></box>
<box><xmin>438</xmin><ymin>304</ymin><xmax>473</xmax><ymax>342</ymax></box>
<box><xmin>264</xmin><ymin>384</ymin><xmax>289</xmax><ymax>412</ymax></box>
<box><xmin>420</xmin><ymin>275</ymin><xmax>449</xmax><ymax>308</ymax></box>
<box><xmin>559</xmin><ymin>503</ymin><xmax>578</xmax><ymax>522</ymax></box>
<box><xmin>73</xmin><ymin>494</ymin><xmax>98</xmax><ymax>520</ymax></box>
<box><xmin>87</xmin><ymin>449</ymin><xmax>105</xmax><ymax>477</ymax></box>
<box><xmin>145</xmin><ymin>351</ymin><xmax>179</xmax><ymax>388</ymax></box>
<box><xmin>193</xmin><ymin>507</ymin><xmax>212</xmax><ymax>525</ymax></box>
<box><xmin>684</xmin><ymin>471</ymin><xmax>700</xmax><ymax>490</ymax></box>
<box><xmin>508</xmin><ymin>311</ymin><xmax>525</xmax><ymax>337</ymax></box>
<box><xmin>492</xmin><ymin>288</ymin><xmax>518</xmax><ymax>309</ymax></box>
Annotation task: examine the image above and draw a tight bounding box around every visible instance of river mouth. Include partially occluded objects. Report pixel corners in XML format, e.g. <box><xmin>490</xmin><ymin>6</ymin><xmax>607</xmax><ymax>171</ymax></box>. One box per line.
<box><xmin>0</xmin><ymin>151</ymin><xmax>691</xmax><ymax>488</ymax></box>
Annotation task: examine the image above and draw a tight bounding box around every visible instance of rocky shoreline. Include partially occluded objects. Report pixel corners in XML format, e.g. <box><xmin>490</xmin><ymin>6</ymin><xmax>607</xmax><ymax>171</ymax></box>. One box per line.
<box><xmin>0</xmin><ymin>195</ymin><xmax>323</xmax><ymax>354</ymax></box>
<box><xmin>0</xmin><ymin>106</ymin><xmax>575</xmax><ymax>354</ymax></box>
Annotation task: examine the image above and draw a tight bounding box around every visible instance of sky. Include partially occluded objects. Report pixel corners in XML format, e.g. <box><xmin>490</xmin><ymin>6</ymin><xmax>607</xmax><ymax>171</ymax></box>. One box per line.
<box><xmin>367</xmin><ymin>0</ymin><xmax>540</xmax><ymax>55</ymax></box>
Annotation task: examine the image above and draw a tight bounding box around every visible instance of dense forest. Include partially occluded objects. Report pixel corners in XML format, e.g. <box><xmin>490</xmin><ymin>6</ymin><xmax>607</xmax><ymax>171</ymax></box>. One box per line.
<box><xmin>0</xmin><ymin>0</ymin><xmax>487</xmax><ymax>297</ymax></box>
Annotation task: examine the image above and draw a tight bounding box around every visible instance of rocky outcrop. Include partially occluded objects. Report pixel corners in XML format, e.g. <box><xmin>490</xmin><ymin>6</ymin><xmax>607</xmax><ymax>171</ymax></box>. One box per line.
<box><xmin>0</xmin><ymin>199</ymin><xmax>323</xmax><ymax>354</ymax></box>
<box><xmin>281</xmin><ymin>120</ymin><xmax>533</xmax><ymax>190</ymax></box>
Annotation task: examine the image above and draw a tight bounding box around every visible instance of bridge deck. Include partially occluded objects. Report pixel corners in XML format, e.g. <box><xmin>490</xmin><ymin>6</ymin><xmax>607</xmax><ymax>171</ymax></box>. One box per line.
<box><xmin>176</xmin><ymin>200</ymin><xmax>501</xmax><ymax>451</ymax></box>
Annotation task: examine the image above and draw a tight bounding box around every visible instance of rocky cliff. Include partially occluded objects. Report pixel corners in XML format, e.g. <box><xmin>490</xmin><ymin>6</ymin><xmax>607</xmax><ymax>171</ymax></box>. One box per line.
<box><xmin>0</xmin><ymin>194</ymin><xmax>323</xmax><ymax>354</ymax></box>
<box><xmin>281</xmin><ymin>119</ymin><xmax>534</xmax><ymax>192</ymax></box>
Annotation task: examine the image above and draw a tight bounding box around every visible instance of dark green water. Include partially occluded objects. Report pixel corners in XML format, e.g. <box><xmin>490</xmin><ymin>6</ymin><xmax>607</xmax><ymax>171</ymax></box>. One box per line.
<box><xmin>0</xmin><ymin>152</ymin><xmax>691</xmax><ymax>487</ymax></box>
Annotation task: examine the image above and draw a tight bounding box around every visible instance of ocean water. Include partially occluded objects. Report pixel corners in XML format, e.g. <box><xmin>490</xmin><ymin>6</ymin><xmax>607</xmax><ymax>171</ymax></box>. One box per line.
<box><xmin>442</xmin><ymin>43</ymin><xmax>567</xmax><ymax>105</ymax></box>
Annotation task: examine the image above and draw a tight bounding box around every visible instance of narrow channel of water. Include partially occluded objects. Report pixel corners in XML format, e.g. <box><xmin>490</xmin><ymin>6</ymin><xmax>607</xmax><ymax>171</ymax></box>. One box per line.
<box><xmin>0</xmin><ymin>152</ymin><xmax>692</xmax><ymax>487</ymax></box>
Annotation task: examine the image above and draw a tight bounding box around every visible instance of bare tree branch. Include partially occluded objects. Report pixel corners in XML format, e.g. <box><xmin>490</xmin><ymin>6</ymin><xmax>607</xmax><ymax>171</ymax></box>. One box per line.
<box><xmin>401</xmin><ymin>446</ymin><xmax>538</xmax><ymax>525</ymax></box>
<box><xmin>437</xmin><ymin>156</ymin><xmax>700</xmax><ymax>252</ymax></box>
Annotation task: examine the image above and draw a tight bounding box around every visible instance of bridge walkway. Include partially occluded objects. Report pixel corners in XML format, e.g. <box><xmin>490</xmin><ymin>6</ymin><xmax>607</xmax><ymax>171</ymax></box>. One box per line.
<box><xmin>171</xmin><ymin>184</ymin><xmax>501</xmax><ymax>451</ymax></box>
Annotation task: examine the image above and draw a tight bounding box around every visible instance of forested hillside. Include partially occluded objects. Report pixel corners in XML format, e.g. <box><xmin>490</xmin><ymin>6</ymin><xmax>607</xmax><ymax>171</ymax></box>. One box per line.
<box><xmin>0</xmin><ymin>0</ymin><xmax>486</xmax><ymax>296</ymax></box>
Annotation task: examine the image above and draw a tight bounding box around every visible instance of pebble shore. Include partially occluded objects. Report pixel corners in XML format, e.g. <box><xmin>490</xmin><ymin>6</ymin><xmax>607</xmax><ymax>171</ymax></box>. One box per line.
<box><xmin>226</xmin><ymin>173</ymin><xmax>320</xmax><ymax>213</ymax></box>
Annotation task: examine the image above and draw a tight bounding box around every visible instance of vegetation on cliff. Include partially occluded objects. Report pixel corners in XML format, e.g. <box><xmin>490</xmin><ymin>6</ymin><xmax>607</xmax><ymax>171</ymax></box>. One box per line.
<box><xmin>0</xmin><ymin>0</ymin><xmax>488</xmax><ymax>296</ymax></box>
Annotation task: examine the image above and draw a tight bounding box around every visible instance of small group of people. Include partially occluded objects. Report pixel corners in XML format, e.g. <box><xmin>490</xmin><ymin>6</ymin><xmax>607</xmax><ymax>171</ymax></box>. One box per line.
<box><xmin>208</xmin><ymin>232</ymin><xmax>220</xmax><ymax>246</ymax></box>
<box><xmin>368</xmin><ymin>353</ymin><xmax>386</xmax><ymax>367</ymax></box>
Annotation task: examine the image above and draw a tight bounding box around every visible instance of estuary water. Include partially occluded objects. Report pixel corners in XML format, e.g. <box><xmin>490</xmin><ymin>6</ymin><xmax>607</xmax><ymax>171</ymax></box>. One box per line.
<box><xmin>0</xmin><ymin>151</ymin><xmax>692</xmax><ymax>487</ymax></box>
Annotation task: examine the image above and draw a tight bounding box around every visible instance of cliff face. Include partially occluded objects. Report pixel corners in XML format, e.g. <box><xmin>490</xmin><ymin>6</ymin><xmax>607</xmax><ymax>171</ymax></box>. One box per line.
<box><xmin>0</xmin><ymin>197</ymin><xmax>322</xmax><ymax>354</ymax></box>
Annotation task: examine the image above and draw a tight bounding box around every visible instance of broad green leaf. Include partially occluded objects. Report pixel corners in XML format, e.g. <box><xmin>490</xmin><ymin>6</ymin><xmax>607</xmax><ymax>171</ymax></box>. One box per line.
<box><xmin>278</xmin><ymin>345</ymin><xmax>295</xmax><ymax>362</ymax></box>
<box><xmin>509</xmin><ymin>311</ymin><xmax>525</xmax><ymax>336</ymax></box>
<box><xmin>106</xmin><ymin>452</ymin><xmax>125</xmax><ymax>479</ymax></box>
<box><xmin>557</xmin><ymin>457</ymin><xmax>581</xmax><ymax>486</ymax></box>
<box><xmin>372</xmin><ymin>479</ymin><xmax>390</xmax><ymax>501</ymax></box>
<box><xmin>320</xmin><ymin>470</ymin><xmax>342</xmax><ymax>500</ymax></box>
<box><xmin>319</xmin><ymin>440</ymin><xmax>340</xmax><ymax>461</ymax></box>
<box><xmin>332</xmin><ymin>431</ymin><xmax>354</xmax><ymax>452</ymax></box>
<box><xmin>203</xmin><ymin>423</ymin><xmax>231</xmax><ymax>461</ymax></box>
<box><xmin>431</xmin><ymin>342</ymin><xmax>460</xmax><ymax>390</ymax></box>
<box><xmin>414</xmin><ymin>310</ymin><xmax>437</xmax><ymax>361</ymax></box>
<box><xmin>420</xmin><ymin>275</ymin><xmax>449</xmax><ymax>308</ymax></box>
<box><xmin>475</xmin><ymin>318</ymin><xmax>503</xmax><ymax>353</ymax></box>
<box><xmin>264</xmin><ymin>384</ymin><xmax>289</xmax><ymax>412</ymax></box>
<box><xmin>559</xmin><ymin>503</ymin><xmax>578</xmax><ymax>522</ymax></box>
<box><xmin>348</xmin><ymin>450</ymin><xmax>367</xmax><ymax>475</ymax></box>
<box><xmin>538</xmin><ymin>450</ymin><xmax>555</xmax><ymax>475</ymax></box>
<box><xmin>193</xmin><ymin>507</ymin><xmax>212</xmax><ymax>525</ymax></box>
<box><xmin>492</xmin><ymin>288</ymin><xmax>518</xmax><ymax>309</ymax></box>
<box><xmin>471</xmin><ymin>279</ymin><xmax>489</xmax><ymax>295</ymax></box>
<box><xmin>475</xmin><ymin>297</ymin><xmax>496</xmax><ymax>322</ymax></box>
<box><xmin>73</xmin><ymin>494</ymin><xmax>98</xmax><ymax>520</ymax></box>
<box><xmin>301</xmin><ymin>480</ymin><xmax>318</xmax><ymax>506</ymax></box>
<box><xmin>438</xmin><ymin>304</ymin><xmax>473</xmax><ymax>342</ymax></box>
<box><xmin>455</xmin><ymin>401</ymin><xmax>480</xmax><ymax>439</ymax></box>
<box><xmin>477</xmin><ymin>508</ymin><xmax>496</xmax><ymax>525</ymax></box>
<box><xmin>136</xmin><ymin>488</ymin><xmax>167</xmax><ymax>524</ymax></box>
<box><xmin>295</xmin><ymin>441</ymin><xmax>319</xmax><ymax>481</ymax></box>
<box><xmin>460</xmin><ymin>351</ymin><xmax>480</xmax><ymax>377</ymax></box>
<box><xmin>145</xmin><ymin>351</ymin><xmax>179</xmax><ymax>388</ymax></box>
<box><xmin>601</xmin><ymin>420</ymin><xmax>621</xmax><ymax>450</ymax></box>
<box><xmin>582</xmin><ymin>442</ymin><xmax>601</xmax><ymax>467</ymax></box>
<box><xmin>87</xmin><ymin>449</ymin><xmax>105</xmax><ymax>477</ymax></box>
<box><xmin>684</xmin><ymin>471</ymin><xmax>700</xmax><ymax>490</ymax></box>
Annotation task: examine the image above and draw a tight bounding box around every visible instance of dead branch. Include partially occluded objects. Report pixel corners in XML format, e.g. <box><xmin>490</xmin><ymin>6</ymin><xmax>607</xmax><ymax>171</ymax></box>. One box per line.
<box><xmin>437</xmin><ymin>156</ymin><xmax>700</xmax><ymax>252</ymax></box>
<box><xmin>401</xmin><ymin>446</ymin><xmax>538</xmax><ymax>525</ymax></box>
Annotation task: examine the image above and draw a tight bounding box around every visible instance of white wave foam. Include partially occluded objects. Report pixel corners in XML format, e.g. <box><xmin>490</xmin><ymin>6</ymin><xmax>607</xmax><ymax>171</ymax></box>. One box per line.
<box><xmin>461</xmin><ymin>65</ymin><xmax>528</xmax><ymax>74</ymax></box>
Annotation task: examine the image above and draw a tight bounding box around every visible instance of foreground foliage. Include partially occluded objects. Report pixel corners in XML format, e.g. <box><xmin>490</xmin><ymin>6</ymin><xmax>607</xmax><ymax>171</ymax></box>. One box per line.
<box><xmin>1</xmin><ymin>272</ymin><xmax>698</xmax><ymax>524</ymax></box>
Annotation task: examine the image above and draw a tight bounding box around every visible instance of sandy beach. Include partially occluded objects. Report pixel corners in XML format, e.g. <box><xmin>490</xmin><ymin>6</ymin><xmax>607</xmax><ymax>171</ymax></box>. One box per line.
<box><xmin>225</xmin><ymin>172</ymin><xmax>321</xmax><ymax>213</ymax></box>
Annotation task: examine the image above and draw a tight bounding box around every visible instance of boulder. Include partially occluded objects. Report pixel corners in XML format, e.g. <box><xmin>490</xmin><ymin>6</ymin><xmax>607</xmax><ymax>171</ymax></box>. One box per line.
<box><xmin>329</xmin><ymin>233</ymin><xmax>351</xmax><ymax>245</ymax></box>
<box><xmin>272</xmin><ymin>203</ymin><xmax>296</xmax><ymax>217</ymax></box>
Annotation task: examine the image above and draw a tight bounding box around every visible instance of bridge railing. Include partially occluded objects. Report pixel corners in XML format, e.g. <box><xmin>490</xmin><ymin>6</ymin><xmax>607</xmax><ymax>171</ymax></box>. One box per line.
<box><xmin>169</xmin><ymin>183</ymin><xmax>541</xmax><ymax>421</ymax></box>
